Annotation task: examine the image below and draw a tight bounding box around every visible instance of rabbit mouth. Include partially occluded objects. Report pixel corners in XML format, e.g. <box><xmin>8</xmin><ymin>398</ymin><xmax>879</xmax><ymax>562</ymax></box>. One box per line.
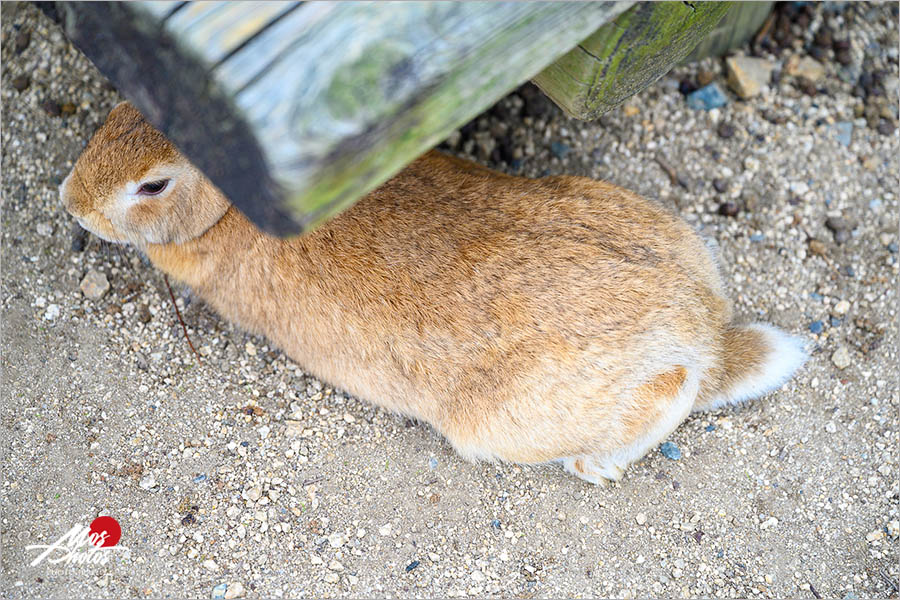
<box><xmin>73</xmin><ymin>215</ymin><xmax>127</xmax><ymax>245</ymax></box>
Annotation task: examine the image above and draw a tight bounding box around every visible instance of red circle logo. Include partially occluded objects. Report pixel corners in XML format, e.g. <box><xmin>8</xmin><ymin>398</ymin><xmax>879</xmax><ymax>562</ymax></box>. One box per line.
<box><xmin>88</xmin><ymin>516</ymin><xmax>121</xmax><ymax>547</ymax></box>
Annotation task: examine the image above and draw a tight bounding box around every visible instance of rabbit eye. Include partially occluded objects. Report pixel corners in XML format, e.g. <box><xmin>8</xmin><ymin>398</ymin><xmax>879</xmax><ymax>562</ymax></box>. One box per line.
<box><xmin>137</xmin><ymin>179</ymin><xmax>169</xmax><ymax>195</ymax></box>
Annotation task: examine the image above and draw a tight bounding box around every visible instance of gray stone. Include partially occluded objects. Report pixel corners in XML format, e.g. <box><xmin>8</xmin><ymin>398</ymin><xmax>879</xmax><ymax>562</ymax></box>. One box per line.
<box><xmin>80</xmin><ymin>269</ymin><xmax>110</xmax><ymax>300</ymax></box>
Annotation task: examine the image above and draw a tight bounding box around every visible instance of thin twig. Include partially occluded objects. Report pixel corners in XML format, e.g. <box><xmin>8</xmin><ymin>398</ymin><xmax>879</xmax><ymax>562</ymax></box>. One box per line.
<box><xmin>654</xmin><ymin>155</ymin><xmax>690</xmax><ymax>190</ymax></box>
<box><xmin>164</xmin><ymin>275</ymin><xmax>201</xmax><ymax>363</ymax></box>
<box><xmin>880</xmin><ymin>569</ymin><xmax>899</xmax><ymax>595</ymax></box>
<box><xmin>809</xmin><ymin>583</ymin><xmax>821</xmax><ymax>599</ymax></box>
<box><xmin>301</xmin><ymin>476</ymin><xmax>324</xmax><ymax>487</ymax></box>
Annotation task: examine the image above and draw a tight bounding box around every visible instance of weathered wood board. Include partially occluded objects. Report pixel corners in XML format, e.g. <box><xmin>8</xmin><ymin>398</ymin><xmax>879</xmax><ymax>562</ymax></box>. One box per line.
<box><xmin>683</xmin><ymin>1</ymin><xmax>774</xmax><ymax>63</ymax></box>
<box><xmin>532</xmin><ymin>1</ymin><xmax>731</xmax><ymax>121</ymax></box>
<box><xmin>48</xmin><ymin>1</ymin><xmax>634</xmax><ymax>236</ymax></box>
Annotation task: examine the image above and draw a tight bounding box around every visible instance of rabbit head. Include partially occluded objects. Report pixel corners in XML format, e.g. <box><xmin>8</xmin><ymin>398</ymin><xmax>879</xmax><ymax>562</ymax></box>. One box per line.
<box><xmin>60</xmin><ymin>102</ymin><xmax>229</xmax><ymax>248</ymax></box>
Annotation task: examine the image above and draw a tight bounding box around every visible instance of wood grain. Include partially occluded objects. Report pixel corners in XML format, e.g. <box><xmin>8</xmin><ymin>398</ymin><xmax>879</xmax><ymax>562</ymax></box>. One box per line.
<box><xmin>50</xmin><ymin>1</ymin><xmax>633</xmax><ymax>235</ymax></box>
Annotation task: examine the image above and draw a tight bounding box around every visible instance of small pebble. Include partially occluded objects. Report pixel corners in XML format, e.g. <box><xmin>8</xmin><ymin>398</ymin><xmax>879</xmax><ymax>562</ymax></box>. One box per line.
<box><xmin>405</xmin><ymin>560</ymin><xmax>420</xmax><ymax>573</ymax></box>
<box><xmin>550</xmin><ymin>141</ymin><xmax>570</xmax><ymax>159</ymax></box>
<box><xmin>705</xmin><ymin>424</ymin><xmax>716</xmax><ymax>432</ymax></box>
<box><xmin>139</xmin><ymin>475</ymin><xmax>157</xmax><ymax>490</ymax></box>
<box><xmin>491</xmin><ymin>519</ymin><xmax>501</xmax><ymax>529</ymax></box>
<box><xmin>888</xmin><ymin>242</ymin><xmax>898</xmax><ymax>253</ymax></box>
<box><xmin>808</xmin><ymin>239</ymin><xmax>828</xmax><ymax>256</ymax></box>
<box><xmin>876</xmin><ymin>119</ymin><xmax>895</xmax><ymax>136</ymax></box>
<box><xmin>202</xmin><ymin>559</ymin><xmax>219</xmax><ymax>572</ymax></box>
<box><xmin>686</xmin><ymin>84</ymin><xmax>728</xmax><ymax>111</ymax></box>
<box><xmin>11</xmin><ymin>74</ymin><xmax>30</xmax><ymax>92</ymax></box>
<box><xmin>15</xmin><ymin>29</ymin><xmax>30</xmax><ymax>53</ymax></box>
<box><xmin>328</xmin><ymin>560</ymin><xmax>344</xmax><ymax>572</ymax></box>
<box><xmin>42</xmin><ymin>304</ymin><xmax>60</xmax><ymax>321</ymax></box>
<box><xmin>718</xmin><ymin>202</ymin><xmax>739</xmax><ymax>217</ymax></box>
<box><xmin>211</xmin><ymin>583</ymin><xmax>227</xmax><ymax>600</ymax></box>
<box><xmin>808</xmin><ymin>321</ymin><xmax>824</xmax><ymax>334</ymax></box>
<box><xmin>833</xmin><ymin>122</ymin><xmax>853</xmax><ymax>147</ymax></box>
<box><xmin>80</xmin><ymin>269</ymin><xmax>110</xmax><ymax>300</ymax></box>
<box><xmin>831</xmin><ymin>346</ymin><xmax>852</xmax><ymax>370</ymax></box>
<box><xmin>749</xmin><ymin>233</ymin><xmax>764</xmax><ymax>242</ymax></box>
<box><xmin>659</xmin><ymin>442</ymin><xmax>681</xmax><ymax>460</ymax></box>
<box><xmin>717</xmin><ymin>122</ymin><xmax>735</xmax><ymax>139</ymax></box>
<box><xmin>224</xmin><ymin>582</ymin><xmax>244</xmax><ymax>599</ymax></box>
<box><xmin>635</xmin><ymin>513</ymin><xmax>647</xmax><ymax>525</ymax></box>
<box><xmin>428</xmin><ymin>457</ymin><xmax>438</xmax><ymax>470</ymax></box>
<box><xmin>712</xmin><ymin>179</ymin><xmax>728</xmax><ymax>194</ymax></box>
<box><xmin>679</xmin><ymin>79</ymin><xmax>698</xmax><ymax>96</ymax></box>
<box><xmin>833</xmin><ymin>300</ymin><xmax>850</xmax><ymax>315</ymax></box>
<box><xmin>40</xmin><ymin>100</ymin><xmax>61</xmax><ymax>117</ymax></box>
<box><xmin>697</xmin><ymin>69</ymin><xmax>715</xmax><ymax>87</ymax></box>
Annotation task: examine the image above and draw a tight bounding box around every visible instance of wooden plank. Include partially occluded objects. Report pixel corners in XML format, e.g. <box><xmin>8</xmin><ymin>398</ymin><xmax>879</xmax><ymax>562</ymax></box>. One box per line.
<box><xmin>165</xmin><ymin>2</ymin><xmax>296</xmax><ymax>65</ymax></box>
<box><xmin>132</xmin><ymin>1</ymin><xmax>184</xmax><ymax>20</ymax></box>
<box><xmin>49</xmin><ymin>1</ymin><xmax>633</xmax><ymax>236</ymax></box>
<box><xmin>683</xmin><ymin>1</ymin><xmax>774</xmax><ymax>63</ymax></box>
<box><xmin>532</xmin><ymin>1</ymin><xmax>731</xmax><ymax>121</ymax></box>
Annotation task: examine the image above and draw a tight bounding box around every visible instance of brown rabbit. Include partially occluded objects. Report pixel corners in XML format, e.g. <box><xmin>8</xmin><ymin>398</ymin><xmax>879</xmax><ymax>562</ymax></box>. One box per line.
<box><xmin>61</xmin><ymin>102</ymin><xmax>807</xmax><ymax>484</ymax></box>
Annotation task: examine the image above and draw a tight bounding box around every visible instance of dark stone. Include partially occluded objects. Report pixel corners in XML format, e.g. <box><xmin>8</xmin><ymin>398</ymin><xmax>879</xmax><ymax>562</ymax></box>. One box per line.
<box><xmin>40</xmin><ymin>100</ymin><xmax>61</xmax><ymax>117</ymax></box>
<box><xmin>518</xmin><ymin>83</ymin><xmax>553</xmax><ymax>119</ymax></box>
<box><xmin>833</xmin><ymin>229</ymin><xmax>850</xmax><ymax>244</ymax></box>
<box><xmin>712</xmin><ymin>179</ymin><xmax>728</xmax><ymax>194</ymax></box>
<box><xmin>70</xmin><ymin>223</ymin><xmax>89</xmax><ymax>252</ymax></box>
<box><xmin>679</xmin><ymin>79</ymin><xmax>698</xmax><ymax>96</ymax></box>
<box><xmin>814</xmin><ymin>27</ymin><xmax>833</xmax><ymax>48</ymax></box>
<box><xmin>796</xmin><ymin>77</ymin><xmax>818</xmax><ymax>96</ymax></box>
<box><xmin>11</xmin><ymin>75</ymin><xmax>30</xmax><ymax>92</ymax></box>
<box><xmin>489</xmin><ymin>97</ymin><xmax>521</xmax><ymax>122</ymax></box>
<box><xmin>717</xmin><ymin>122</ymin><xmax>735</xmax><ymax>139</ymax></box>
<box><xmin>718</xmin><ymin>202</ymin><xmax>739</xmax><ymax>217</ymax></box>
<box><xmin>405</xmin><ymin>560</ymin><xmax>420</xmax><ymax>573</ymax></box>
<box><xmin>60</xmin><ymin>102</ymin><xmax>77</xmax><ymax>116</ymax></box>
<box><xmin>833</xmin><ymin>39</ymin><xmax>851</xmax><ymax>52</ymax></box>
<box><xmin>835</xmin><ymin>49</ymin><xmax>852</xmax><ymax>66</ymax></box>
<box><xmin>876</xmin><ymin>119</ymin><xmax>895</xmax><ymax>136</ymax></box>
<box><xmin>496</xmin><ymin>138</ymin><xmax>515</xmax><ymax>164</ymax></box>
<box><xmin>809</xmin><ymin>46</ymin><xmax>827</xmax><ymax>62</ymax></box>
<box><xmin>15</xmin><ymin>30</ymin><xmax>30</xmax><ymax>53</ymax></box>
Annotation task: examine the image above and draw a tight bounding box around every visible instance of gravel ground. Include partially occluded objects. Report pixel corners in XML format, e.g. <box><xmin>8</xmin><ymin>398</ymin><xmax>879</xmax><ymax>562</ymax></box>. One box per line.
<box><xmin>2</xmin><ymin>2</ymin><xmax>898</xmax><ymax>598</ymax></box>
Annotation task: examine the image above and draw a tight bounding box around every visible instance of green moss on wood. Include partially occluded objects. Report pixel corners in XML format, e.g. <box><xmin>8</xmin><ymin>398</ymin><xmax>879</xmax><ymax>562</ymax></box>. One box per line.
<box><xmin>533</xmin><ymin>1</ymin><xmax>731</xmax><ymax>121</ymax></box>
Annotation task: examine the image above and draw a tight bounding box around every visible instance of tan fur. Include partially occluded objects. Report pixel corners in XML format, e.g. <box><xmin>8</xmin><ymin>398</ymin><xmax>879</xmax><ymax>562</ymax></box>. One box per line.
<box><xmin>61</xmin><ymin>102</ymin><xmax>805</xmax><ymax>483</ymax></box>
